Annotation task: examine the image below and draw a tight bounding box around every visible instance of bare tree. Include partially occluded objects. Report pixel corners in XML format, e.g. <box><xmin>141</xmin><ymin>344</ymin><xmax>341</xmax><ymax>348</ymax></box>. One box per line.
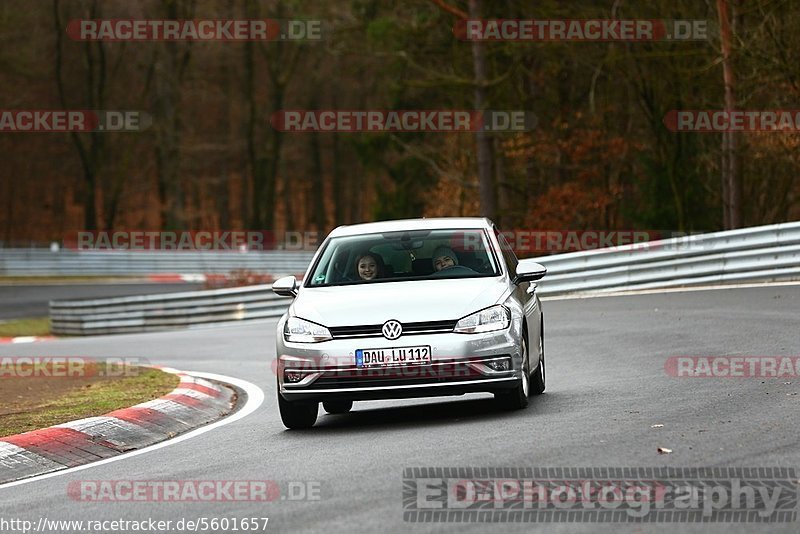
<box><xmin>430</xmin><ymin>0</ymin><xmax>495</xmax><ymax>220</ymax></box>
<box><xmin>53</xmin><ymin>0</ymin><xmax>107</xmax><ymax>231</ymax></box>
<box><xmin>243</xmin><ymin>0</ymin><xmax>300</xmax><ymax>230</ymax></box>
<box><xmin>717</xmin><ymin>0</ymin><xmax>740</xmax><ymax>228</ymax></box>
<box><xmin>148</xmin><ymin>0</ymin><xmax>194</xmax><ymax>230</ymax></box>
<box><xmin>468</xmin><ymin>0</ymin><xmax>496</xmax><ymax>220</ymax></box>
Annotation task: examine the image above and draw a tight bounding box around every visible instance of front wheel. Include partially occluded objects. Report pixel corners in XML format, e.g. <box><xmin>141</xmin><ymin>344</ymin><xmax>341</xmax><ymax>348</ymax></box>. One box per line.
<box><xmin>278</xmin><ymin>387</ymin><xmax>318</xmax><ymax>429</ymax></box>
<box><xmin>495</xmin><ymin>337</ymin><xmax>530</xmax><ymax>410</ymax></box>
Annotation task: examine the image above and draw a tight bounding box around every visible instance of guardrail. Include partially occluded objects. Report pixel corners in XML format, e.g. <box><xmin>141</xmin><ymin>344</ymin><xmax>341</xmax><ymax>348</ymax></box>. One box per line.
<box><xmin>0</xmin><ymin>249</ymin><xmax>315</xmax><ymax>276</ymax></box>
<box><xmin>534</xmin><ymin>221</ymin><xmax>800</xmax><ymax>294</ymax></box>
<box><xmin>48</xmin><ymin>221</ymin><xmax>800</xmax><ymax>335</ymax></box>
<box><xmin>50</xmin><ymin>285</ymin><xmax>291</xmax><ymax>335</ymax></box>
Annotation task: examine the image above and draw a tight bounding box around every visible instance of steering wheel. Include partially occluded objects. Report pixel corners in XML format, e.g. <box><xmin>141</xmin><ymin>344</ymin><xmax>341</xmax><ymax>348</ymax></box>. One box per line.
<box><xmin>432</xmin><ymin>265</ymin><xmax>477</xmax><ymax>276</ymax></box>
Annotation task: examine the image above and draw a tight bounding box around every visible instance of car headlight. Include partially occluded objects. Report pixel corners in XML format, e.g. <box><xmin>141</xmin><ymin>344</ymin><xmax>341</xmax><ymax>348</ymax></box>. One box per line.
<box><xmin>454</xmin><ymin>305</ymin><xmax>511</xmax><ymax>334</ymax></box>
<box><xmin>284</xmin><ymin>317</ymin><xmax>332</xmax><ymax>343</ymax></box>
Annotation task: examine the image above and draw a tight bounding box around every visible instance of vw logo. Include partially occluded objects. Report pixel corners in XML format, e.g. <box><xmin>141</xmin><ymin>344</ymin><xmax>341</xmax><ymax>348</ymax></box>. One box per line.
<box><xmin>382</xmin><ymin>320</ymin><xmax>403</xmax><ymax>340</ymax></box>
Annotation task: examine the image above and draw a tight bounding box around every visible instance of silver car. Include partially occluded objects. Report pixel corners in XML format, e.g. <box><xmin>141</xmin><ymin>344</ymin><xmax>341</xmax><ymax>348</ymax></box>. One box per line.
<box><xmin>272</xmin><ymin>218</ymin><xmax>547</xmax><ymax>429</ymax></box>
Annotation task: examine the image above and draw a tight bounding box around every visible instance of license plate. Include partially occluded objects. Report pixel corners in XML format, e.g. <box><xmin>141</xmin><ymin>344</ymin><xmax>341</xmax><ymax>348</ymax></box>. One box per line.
<box><xmin>355</xmin><ymin>346</ymin><xmax>431</xmax><ymax>367</ymax></box>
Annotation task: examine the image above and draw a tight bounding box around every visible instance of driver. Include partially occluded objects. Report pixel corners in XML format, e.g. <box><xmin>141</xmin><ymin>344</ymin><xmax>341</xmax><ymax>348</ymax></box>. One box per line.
<box><xmin>432</xmin><ymin>245</ymin><xmax>459</xmax><ymax>272</ymax></box>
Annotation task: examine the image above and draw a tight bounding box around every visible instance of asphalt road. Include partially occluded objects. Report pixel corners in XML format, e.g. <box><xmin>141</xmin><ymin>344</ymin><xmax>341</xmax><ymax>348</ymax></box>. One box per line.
<box><xmin>0</xmin><ymin>283</ymin><xmax>203</xmax><ymax>320</ymax></box>
<box><xmin>0</xmin><ymin>285</ymin><xmax>798</xmax><ymax>533</ymax></box>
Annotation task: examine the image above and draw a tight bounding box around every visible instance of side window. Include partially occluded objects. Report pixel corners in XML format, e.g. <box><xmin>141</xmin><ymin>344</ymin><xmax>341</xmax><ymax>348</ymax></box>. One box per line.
<box><xmin>494</xmin><ymin>228</ymin><xmax>518</xmax><ymax>278</ymax></box>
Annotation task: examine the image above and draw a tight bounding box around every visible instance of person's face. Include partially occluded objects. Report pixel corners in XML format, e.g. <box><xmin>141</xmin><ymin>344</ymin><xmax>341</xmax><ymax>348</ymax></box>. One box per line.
<box><xmin>434</xmin><ymin>255</ymin><xmax>455</xmax><ymax>272</ymax></box>
<box><xmin>358</xmin><ymin>257</ymin><xmax>378</xmax><ymax>280</ymax></box>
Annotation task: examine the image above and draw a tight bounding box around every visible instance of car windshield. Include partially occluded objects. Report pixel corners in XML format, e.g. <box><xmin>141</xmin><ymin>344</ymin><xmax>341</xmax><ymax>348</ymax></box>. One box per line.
<box><xmin>306</xmin><ymin>228</ymin><xmax>500</xmax><ymax>287</ymax></box>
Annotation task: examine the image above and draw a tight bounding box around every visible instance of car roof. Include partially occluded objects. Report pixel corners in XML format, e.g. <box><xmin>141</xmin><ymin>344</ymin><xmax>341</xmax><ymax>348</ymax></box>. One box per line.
<box><xmin>327</xmin><ymin>217</ymin><xmax>493</xmax><ymax>238</ymax></box>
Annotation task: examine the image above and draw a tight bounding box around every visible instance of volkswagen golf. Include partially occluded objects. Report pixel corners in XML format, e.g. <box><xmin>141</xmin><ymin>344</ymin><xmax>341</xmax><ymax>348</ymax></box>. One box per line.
<box><xmin>272</xmin><ymin>218</ymin><xmax>547</xmax><ymax>429</ymax></box>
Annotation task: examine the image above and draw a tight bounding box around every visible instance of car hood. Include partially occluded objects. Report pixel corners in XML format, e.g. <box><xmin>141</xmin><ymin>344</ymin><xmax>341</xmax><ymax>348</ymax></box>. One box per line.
<box><xmin>290</xmin><ymin>277</ymin><xmax>511</xmax><ymax>327</ymax></box>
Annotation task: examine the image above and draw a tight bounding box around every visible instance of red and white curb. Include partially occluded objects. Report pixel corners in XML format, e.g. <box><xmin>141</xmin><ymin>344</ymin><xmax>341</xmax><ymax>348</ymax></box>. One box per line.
<box><xmin>0</xmin><ymin>336</ymin><xmax>55</xmax><ymax>344</ymax></box>
<box><xmin>0</xmin><ymin>370</ymin><xmax>236</xmax><ymax>485</ymax></box>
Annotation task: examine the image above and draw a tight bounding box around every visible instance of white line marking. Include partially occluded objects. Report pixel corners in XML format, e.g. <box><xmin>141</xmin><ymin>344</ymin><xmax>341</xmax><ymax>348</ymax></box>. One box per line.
<box><xmin>0</xmin><ymin>371</ymin><xmax>264</xmax><ymax>490</ymax></box>
<box><xmin>10</xmin><ymin>336</ymin><xmax>37</xmax><ymax>343</ymax></box>
<box><xmin>541</xmin><ymin>281</ymin><xmax>800</xmax><ymax>301</ymax></box>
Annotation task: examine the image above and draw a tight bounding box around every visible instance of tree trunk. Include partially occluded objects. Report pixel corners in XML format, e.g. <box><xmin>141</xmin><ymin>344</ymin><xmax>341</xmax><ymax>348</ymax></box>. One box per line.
<box><xmin>717</xmin><ymin>0</ymin><xmax>740</xmax><ymax>229</ymax></box>
<box><xmin>310</xmin><ymin>130</ymin><xmax>327</xmax><ymax>232</ymax></box>
<box><xmin>493</xmin><ymin>137</ymin><xmax>507</xmax><ymax>227</ymax></box>
<box><xmin>53</xmin><ymin>0</ymin><xmax>101</xmax><ymax>231</ymax></box>
<box><xmin>152</xmin><ymin>0</ymin><xmax>192</xmax><ymax>230</ymax></box>
<box><xmin>468</xmin><ymin>0</ymin><xmax>495</xmax><ymax>220</ymax></box>
<box><xmin>243</xmin><ymin>37</ymin><xmax>262</xmax><ymax>228</ymax></box>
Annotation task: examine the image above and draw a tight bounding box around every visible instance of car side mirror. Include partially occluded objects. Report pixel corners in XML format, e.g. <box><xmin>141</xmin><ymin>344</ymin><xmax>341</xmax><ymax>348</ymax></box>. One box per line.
<box><xmin>272</xmin><ymin>275</ymin><xmax>298</xmax><ymax>297</ymax></box>
<box><xmin>513</xmin><ymin>260</ymin><xmax>547</xmax><ymax>285</ymax></box>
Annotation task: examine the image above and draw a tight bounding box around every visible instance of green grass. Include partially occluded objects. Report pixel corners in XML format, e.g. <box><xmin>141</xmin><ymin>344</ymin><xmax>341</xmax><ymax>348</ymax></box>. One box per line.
<box><xmin>0</xmin><ymin>367</ymin><xmax>180</xmax><ymax>437</ymax></box>
<box><xmin>0</xmin><ymin>317</ymin><xmax>51</xmax><ymax>337</ymax></box>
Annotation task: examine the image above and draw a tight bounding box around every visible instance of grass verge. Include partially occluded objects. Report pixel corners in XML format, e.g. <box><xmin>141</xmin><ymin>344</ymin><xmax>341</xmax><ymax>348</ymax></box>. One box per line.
<box><xmin>0</xmin><ymin>365</ymin><xmax>180</xmax><ymax>437</ymax></box>
<box><xmin>0</xmin><ymin>317</ymin><xmax>51</xmax><ymax>337</ymax></box>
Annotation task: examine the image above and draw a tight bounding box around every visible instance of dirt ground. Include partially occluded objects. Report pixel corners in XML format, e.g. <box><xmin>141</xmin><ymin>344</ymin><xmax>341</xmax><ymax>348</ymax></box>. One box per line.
<box><xmin>0</xmin><ymin>372</ymin><xmax>114</xmax><ymax>418</ymax></box>
<box><xmin>0</xmin><ymin>361</ymin><xmax>179</xmax><ymax>437</ymax></box>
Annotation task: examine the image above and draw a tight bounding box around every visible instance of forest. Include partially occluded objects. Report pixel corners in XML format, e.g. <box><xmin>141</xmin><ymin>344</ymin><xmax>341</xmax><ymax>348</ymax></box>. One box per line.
<box><xmin>1</xmin><ymin>0</ymin><xmax>798</xmax><ymax>247</ymax></box>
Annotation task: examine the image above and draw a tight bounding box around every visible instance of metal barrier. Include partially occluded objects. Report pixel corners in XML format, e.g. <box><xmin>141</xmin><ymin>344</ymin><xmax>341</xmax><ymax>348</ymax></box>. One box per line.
<box><xmin>48</xmin><ymin>221</ymin><xmax>800</xmax><ymax>335</ymax></box>
<box><xmin>534</xmin><ymin>221</ymin><xmax>800</xmax><ymax>294</ymax></box>
<box><xmin>50</xmin><ymin>285</ymin><xmax>289</xmax><ymax>335</ymax></box>
<box><xmin>0</xmin><ymin>249</ymin><xmax>315</xmax><ymax>276</ymax></box>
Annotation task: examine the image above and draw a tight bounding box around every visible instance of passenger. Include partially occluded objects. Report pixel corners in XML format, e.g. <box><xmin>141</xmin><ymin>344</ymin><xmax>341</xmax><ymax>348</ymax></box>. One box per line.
<box><xmin>432</xmin><ymin>246</ymin><xmax>459</xmax><ymax>272</ymax></box>
<box><xmin>355</xmin><ymin>253</ymin><xmax>384</xmax><ymax>281</ymax></box>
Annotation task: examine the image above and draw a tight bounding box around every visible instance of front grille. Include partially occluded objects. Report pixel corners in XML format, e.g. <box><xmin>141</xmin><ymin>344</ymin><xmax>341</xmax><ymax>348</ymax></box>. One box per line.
<box><xmin>304</xmin><ymin>362</ymin><xmax>483</xmax><ymax>389</ymax></box>
<box><xmin>329</xmin><ymin>320</ymin><xmax>457</xmax><ymax>339</ymax></box>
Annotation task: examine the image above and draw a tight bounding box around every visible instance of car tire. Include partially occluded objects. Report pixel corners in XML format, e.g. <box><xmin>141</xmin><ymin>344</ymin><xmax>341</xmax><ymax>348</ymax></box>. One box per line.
<box><xmin>323</xmin><ymin>400</ymin><xmax>353</xmax><ymax>414</ymax></box>
<box><xmin>530</xmin><ymin>326</ymin><xmax>546</xmax><ymax>395</ymax></box>
<box><xmin>495</xmin><ymin>336</ymin><xmax>530</xmax><ymax>410</ymax></box>
<box><xmin>277</xmin><ymin>386</ymin><xmax>318</xmax><ymax>429</ymax></box>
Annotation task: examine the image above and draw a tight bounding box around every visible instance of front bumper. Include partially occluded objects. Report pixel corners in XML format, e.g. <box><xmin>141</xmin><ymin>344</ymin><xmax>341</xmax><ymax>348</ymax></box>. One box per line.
<box><xmin>276</xmin><ymin>325</ymin><xmax>523</xmax><ymax>402</ymax></box>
